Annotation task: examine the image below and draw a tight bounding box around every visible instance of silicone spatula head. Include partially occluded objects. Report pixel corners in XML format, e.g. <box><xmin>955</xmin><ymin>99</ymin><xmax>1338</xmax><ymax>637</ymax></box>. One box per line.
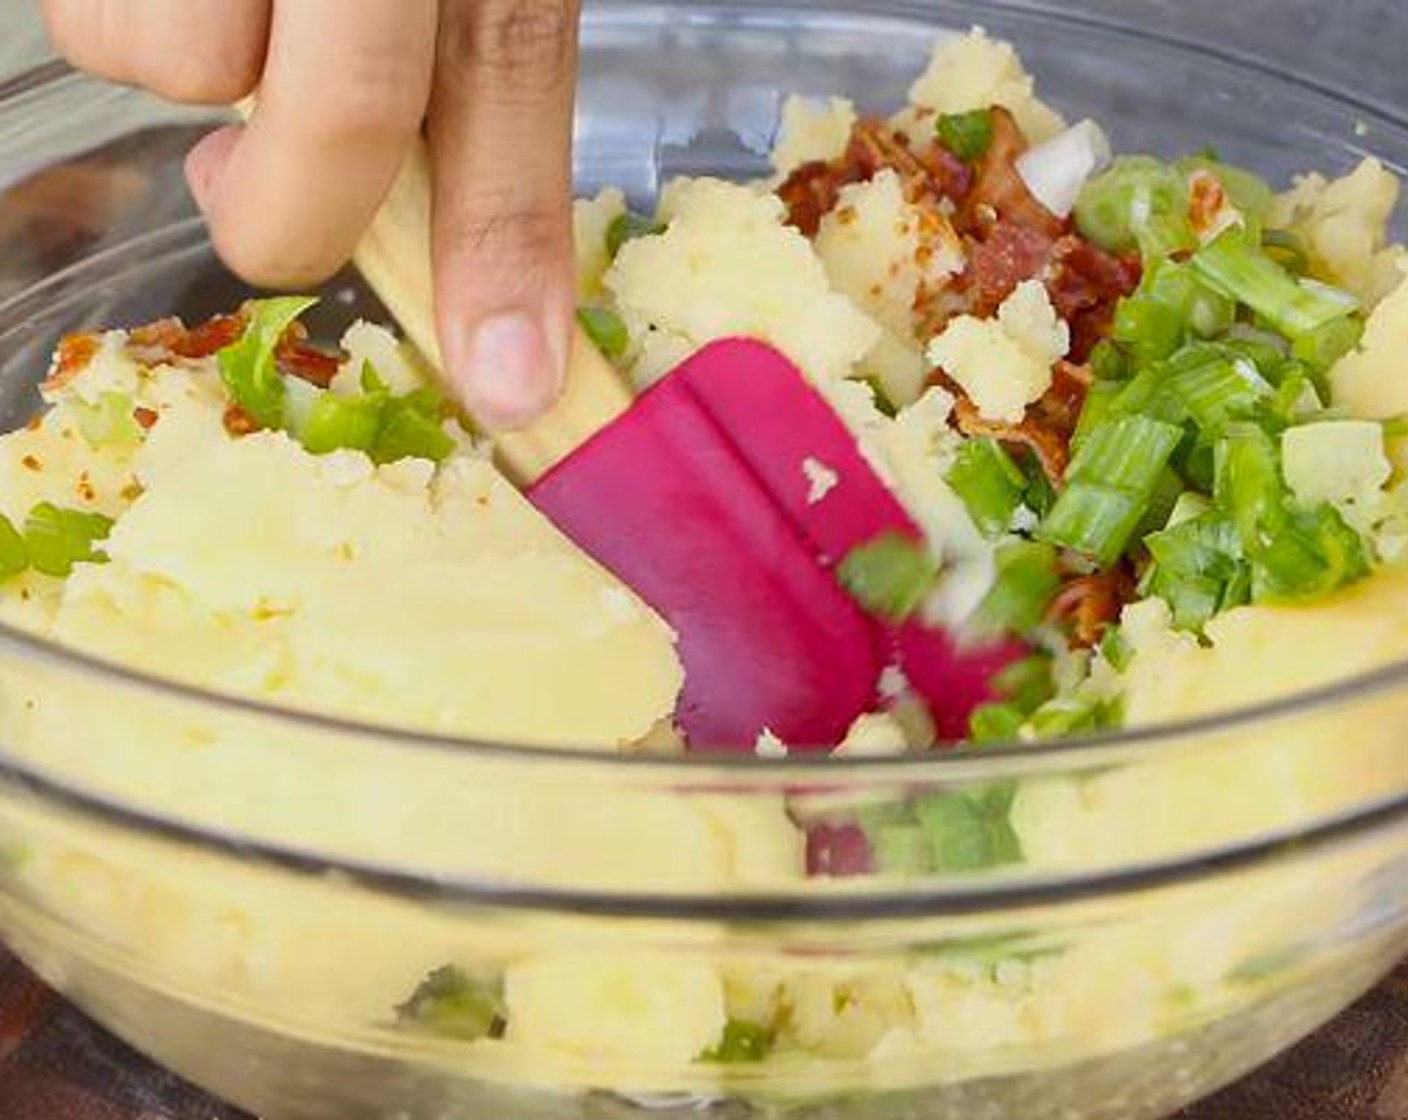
<box><xmin>353</xmin><ymin>149</ymin><xmax>889</xmax><ymax>749</ymax></box>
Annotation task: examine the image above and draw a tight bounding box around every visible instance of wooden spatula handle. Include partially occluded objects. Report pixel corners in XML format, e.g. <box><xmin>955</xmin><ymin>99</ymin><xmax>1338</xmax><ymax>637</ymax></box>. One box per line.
<box><xmin>355</xmin><ymin>147</ymin><xmax>631</xmax><ymax>484</ymax></box>
<box><xmin>234</xmin><ymin>101</ymin><xmax>631</xmax><ymax>485</ymax></box>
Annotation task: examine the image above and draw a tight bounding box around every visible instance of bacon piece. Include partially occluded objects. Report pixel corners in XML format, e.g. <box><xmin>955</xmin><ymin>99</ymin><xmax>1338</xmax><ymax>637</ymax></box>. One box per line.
<box><xmin>1188</xmin><ymin>171</ymin><xmax>1228</xmax><ymax>238</ymax></box>
<box><xmin>1048</xmin><ymin>566</ymin><xmax>1137</xmax><ymax>648</ymax></box>
<box><xmin>133</xmin><ymin>407</ymin><xmax>158</xmax><ymax>430</ymax></box>
<box><xmin>958</xmin><ymin>107</ymin><xmax>1066</xmax><ymax>239</ymax></box>
<box><xmin>942</xmin><ymin>360</ymin><xmax>1092</xmax><ymax>484</ymax></box>
<box><xmin>1046</xmin><ymin>237</ymin><xmax>1142</xmax><ymax>362</ymax></box>
<box><xmin>128</xmin><ymin>313</ymin><xmax>246</xmax><ymax>361</ymax></box>
<box><xmin>43</xmin><ymin>332</ymin><xmax>101</xmax><ymax>391</ymax></box>
<box><xmin>777</xmin><ymin>118</ymin><xmax>972</xmax><ymax>237</ymax></box>
<box><xmin>926</xmin><ymin>225</ymin><xmax>1139</xmax><ymax>354</ymax></box>
<box><xmin>222</xmin><ymin>403</ymin><xmax>259</xmax><ymax>438</ymax></box>
<box><xmin>276</xmin><ymin>331</ymin><xmax>342</xmax><ymax>388</ymax></box>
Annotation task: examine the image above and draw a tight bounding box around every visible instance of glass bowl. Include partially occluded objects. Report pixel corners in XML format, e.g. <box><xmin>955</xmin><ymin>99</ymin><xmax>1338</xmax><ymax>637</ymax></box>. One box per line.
<box><xmin>1</xmin><ymin>3</ymin><xmax>1408</xmax><ymax>1119</ymax></box>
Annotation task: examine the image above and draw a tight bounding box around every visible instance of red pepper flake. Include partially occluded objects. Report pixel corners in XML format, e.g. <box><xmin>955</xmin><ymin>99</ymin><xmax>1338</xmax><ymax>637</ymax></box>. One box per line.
<box><xmin>222</xmin><ymin>403</ymin><xmax>260</xmax><ymax>437</ymax></box>
<box><xmin>133</xmin><ymin>406</ymin><xmax>159</xmax><ymax>430</ymax></box>
<box><xmin>43</xmin><ymin>333</ymin><xmax>101</xmax><ymax>392</ymax></box>
<box><xmin>19</xmin><ymin>455</ymin><xmax>41</xmax><ymax>473</ymax></box>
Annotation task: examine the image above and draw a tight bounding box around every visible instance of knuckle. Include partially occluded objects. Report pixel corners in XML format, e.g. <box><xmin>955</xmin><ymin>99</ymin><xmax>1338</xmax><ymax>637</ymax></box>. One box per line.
<box><xmin>211</xmin><ymin>224</ymin><xmax>341</xmax><ymax>292</ymax></box>
<box><xmin>149</xmin><ymin>49</ymin><xmax>262</xmax><ymax>105</ymax></box>
<box><xmin>444</xmin><ymin>199</ymin><xmax>565</xmax><ymax>265</ymax></box>
<box><xmin>441</xmin><ymin>0</ymin><xmax>574</xmax><ymax>93</ymax></box>
<box><xmin>307</xmin><ymin>44</ymin><xmax>428</xmax><ymax>142</ymax></box>
<box><xmin>43</xmin><ymin>0</ymin><xmax>123</xmax><ymax>79</ymax></box>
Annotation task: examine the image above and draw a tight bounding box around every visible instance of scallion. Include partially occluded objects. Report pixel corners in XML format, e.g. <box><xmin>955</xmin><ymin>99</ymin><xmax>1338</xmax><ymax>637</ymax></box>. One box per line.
<box><xmin>606</xmin><ymin>211</ymin><xmax>665</xmax><ymax>259</ymax></box>
<box><xmin>216</xmin><ymin>296</ymin><xmax>318</xmax><ymax>429</ymax></box>
<box><xmin>576</xmin><ymin>307</ymin><xmax>630</xmax><ymax>360</ymax></box>
<box><xmin>1191</xmin><ymin>229</ymin><xmax>1358</xmax><ymax>340</ymax></box>
<box><xmin>23</xmin><ymin>502</ymin><xmax>113</xmax><ymax>577</ymax></box>
<box><xmin>0</xmin><ymin>515</ymin><xmax>26</xmax><ymax>582</ymax></box>
<box><xmin>936</xmin><ymin>108</ymin><xmax>995</xmax><ymax>162</ymax></box>
<box><xmin>972</xmin><ymin>541</ymin><xmax>1061</xmax><ymax>636</ymax></box>
<box><xmin>837</xmin><ymin>533</ymin><xmax>939</xmax><ymax>623</ymax></box>
<box><xmin>946</xmin><ymin>439</ymin><xmax>1027</xmax><ymax>537</ymax></box>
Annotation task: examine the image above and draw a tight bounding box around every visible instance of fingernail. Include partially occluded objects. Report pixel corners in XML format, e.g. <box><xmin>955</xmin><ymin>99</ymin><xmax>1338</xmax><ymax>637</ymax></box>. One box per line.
<box><xmin>183</xmin><ymin>126</ymin><xmax>242</xmax><ymax>214</ymax></box>
<box><xmin>457</xmin><ymin>311</ymin><xmax>564</xmax><ymax>431</ymax></box>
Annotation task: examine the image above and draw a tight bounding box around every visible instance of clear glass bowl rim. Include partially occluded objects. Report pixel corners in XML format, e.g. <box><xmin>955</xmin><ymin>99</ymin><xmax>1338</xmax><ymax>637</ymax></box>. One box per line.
<box><xmin>1</xmin><ymin>1</ymin><xmax>1407</xmax><ymax>921</ymax></box>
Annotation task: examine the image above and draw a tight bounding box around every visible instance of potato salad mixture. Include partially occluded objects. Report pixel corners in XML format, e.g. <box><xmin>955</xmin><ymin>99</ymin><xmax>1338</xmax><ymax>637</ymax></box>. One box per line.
<box><xmin>3</xmin><ymin>26</ymin><xmax>1408</xmax><ymax>1094</ymax></box>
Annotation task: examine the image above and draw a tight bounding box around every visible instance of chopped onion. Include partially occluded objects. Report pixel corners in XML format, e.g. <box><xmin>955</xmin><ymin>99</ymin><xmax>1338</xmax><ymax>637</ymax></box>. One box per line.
<box><xmin>1016</xmin><ymin>119</ymin><xmax>1113</xmax><ymax>219</ymax></box>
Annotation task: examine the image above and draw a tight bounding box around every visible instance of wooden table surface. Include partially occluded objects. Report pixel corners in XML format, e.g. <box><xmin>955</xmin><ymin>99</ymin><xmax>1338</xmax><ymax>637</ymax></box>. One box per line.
<box><xmin>1</xmin><ymin>948</ymin><xmax>1407</xmax><ymax>1120</ymax></box>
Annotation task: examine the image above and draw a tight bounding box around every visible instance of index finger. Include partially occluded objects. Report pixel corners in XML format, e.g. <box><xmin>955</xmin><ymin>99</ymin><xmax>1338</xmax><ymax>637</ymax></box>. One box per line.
<box><xmin>188</xmin><ymin>0</ymin><xmax>438</xmax><ymax>289</ymax></box>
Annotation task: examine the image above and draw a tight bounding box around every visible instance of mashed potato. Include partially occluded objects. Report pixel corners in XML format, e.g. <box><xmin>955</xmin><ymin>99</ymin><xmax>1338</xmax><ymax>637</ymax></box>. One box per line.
<box><xmin>0</xmin><ymin>24</ymin><xmax>1405</xmax><ymax>1111</ymax></box>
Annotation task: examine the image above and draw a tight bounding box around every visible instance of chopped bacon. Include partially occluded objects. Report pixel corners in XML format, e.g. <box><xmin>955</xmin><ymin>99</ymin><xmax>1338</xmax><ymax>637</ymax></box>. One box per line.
<box><xmin>128</xmin><ymin>313</ymin><xmax>246</xmax><ymax>362</ymax></box>
<box><xmin>958</xmin><ymin>107</ymin><xmax>1065</xmax><ymax>239</ymax></box>
<box><xmin>942</xmin><ymin>360</ymin><xmax>1093</xmax><ymax>484</ymax></box>
<box><xmin>222</xmin><ymin>403</ymin><xmax>259</xmax><ymax>437</ymax></box>
<box><xmin>43</xmin><ymin>332</ymin><xmax>101</xmax><ymax>391</ymax></box>
<box><xmin>1046</xmin><ymin>237</ymin><xmax>1142</xmax><ymax>362</ymax></box>
<box><xmin>777</xmin><ymin>118</ymin><xmax>971</xmax><ymax>237</ymax></box>
<box><xmin>925</xmin><ymin>226</ymin><xmax>1139</xmax><ymax>355</ymax></box>
<box><xmin>1048</xmin><ymin>566</ymin><xmax>1137</xmax><ymax>648</ymax></box>
<box><xmin>1188</xmin><ymin>171</ymin><xmax>1228</xmax><ymax>238</ymax></box>
<box><xmin>133</xmin><ymin>407</ymin><xmax>158</xmax><ymax>430</ymax></box>
<box><xmin>276</xmin><ymin>326</ymin><xmax>342</xmax><ymax>388</ymax></box>
<box><xmin>950</xmin><ymin>221</ymin><xmax>1059</xmax><ymax>322</ymax></box>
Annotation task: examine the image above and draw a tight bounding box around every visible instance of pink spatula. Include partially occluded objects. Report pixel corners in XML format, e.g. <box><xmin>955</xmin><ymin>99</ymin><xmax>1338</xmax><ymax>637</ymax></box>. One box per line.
<box><xmin>355</xmin><ymin>149</ymin><xmax>1011</xmax><ymax>750</ymax></box>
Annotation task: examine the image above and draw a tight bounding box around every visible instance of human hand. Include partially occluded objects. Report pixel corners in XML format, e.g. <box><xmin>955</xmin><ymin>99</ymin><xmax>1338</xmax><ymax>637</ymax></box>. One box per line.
<box><xmin>41</xmin><ymin>0</ymin><xmax>579</xmax><ymax>429</ymax></box>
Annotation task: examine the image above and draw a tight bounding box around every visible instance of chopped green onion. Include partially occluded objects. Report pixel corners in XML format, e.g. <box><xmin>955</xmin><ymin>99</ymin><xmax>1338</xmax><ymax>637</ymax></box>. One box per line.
<box><xmin>1098</xmin><ymin>625</ymin><xmax>1133</xmax><ymax>672</ymax></box>
<box><xmin>1290</xmin><ymin>316</ymin><xmax>1364</xmax><ymax>373</ymax></box>
<box><xmin>0</xmin><ymin>515</ymin><xmax>26</xmax><ymax>582</ymax></box>
<box><xmin>1075</xmin><ymin>156</ymin><xmax>1194</xmax><ymax>257</ymax></box>
<box><xmin>1022</xmin><ymin>458</ymin><xmax>1058</xmax><ymax>519</ymax></box>
<box><xmin>1027</xmin><ymin>695</ymin><xmax>1119</xmax><ymax>738</ymax></box>
<box><xmin>913</xmin><ymin>784</ymin><xmax>1023</xmax><ymax>872</ymax></box>
<box><xmin>969</xmin><ymin>702</ymin><xmax>1026</xmax><ymax>744</ymax></box>
<box><xmin>576</xmin><ymin>307</ymin><xmax>630</xmax><ymax>360</ymax></box>
<box><xmin>1071</xmin><ymin>380</ymin><xmax>1122</xmax><ymax>451</ymax></box>
<box><xmin>23</xmin><ymin>502</ymin><xmax>113</xmax><ymax>577</ymax></box>
<box><xmin>1112</xmin><ymin>297</ymin><xmax>1185</xmax><ymax>363</ymax></box>
<box><xmin>862</xmin><ymin>375</ymin><xmax>898</xmax><ymax>419</ymax></box>
<box><xmin>869</xmin><ymin>823</ymin><xmax>932</xmax><ymax>873</ymax></box>
<box><xmin>371</xmin><ymin>393</ymin><xmax>456</xmax><ymax>465</ymax></box>
<box><xmin>936</xmin><ymin>108</ymin><xmax>995</xmax><ymax>162</ymax></box>
<box><xmin>1250</xmin><ymin>503</ymin><xmax>1368</xmax><ymax>603</ymax></box>
<box><xmin>1142</xmin><ymin>260</ymin><xmax>1237</xmax><ymax>340</ymax></box>
<box><xmin>216</xmin><ymin>296</ymin><xmax>318</xmax><ymax>429</ymax></box>
<box><xmin>1069</xmin><ymin>415</ymin><xmax>1186</xmax><ymax>492</ymax></box>
<box><xmin>1261</xmin><ymin>229</ymin><xmax>1310</xmax><ymax>274</ymax></box>
<box><xmin>300</xmin><ymin>390</ymin><xmax>386</xmax><ymax>456</ymax></box>
<box><xmin>1191</xmin><ymin>229</ymin><xmax>1358</xmax><ymax>340</ymax></box>
<box><xmin>972</xmin><ymin>541</ymin><xmax>1061</xmax><ymax>636</ymax></box>
<box><xmin>1171</xmin><ymin>354</ymin><xmax>1270</xmax><ymax>433</ymax></box>
<box><xmin>701</xmin><ymin>1020</ymin><xmax>774</xmax><ymax>1064</ymax></box>
<box><xmin>1214</xmin><ymin>422</ymin><xmax>1285</xmax><ymax>552</ymax></box>
<box><xmin>397</xmin><ymin>966</ymin><xmax>506</xmax><ymax>1041</ymax></box>
<box><xmin>991</xmin><ymin>653</ymin><xmax>1055</xmax><ymax>713</ymax></box>
<box><xmin>946</xmin><ymin>439</ymin><xmax>1027</xmax><ymax>537</ymax></box>
<box><xmin>837</xmin><ymin>533</ymin><xmax>939</xmax><ymax>623</ymax></box>
<box><xmin>1089</xmin><ymin>340</ymin><xmax>1127</xmax><ymax>381</ymax></box>
<box><xmin>71</xmin><ymin>391</ymin><xmax>143</xmax><ymax>449</ymax></box>
<box><xmin>606</xmin><ymin>211</ymin><xmax>665</xmax><ymax>259</ymax></box>
<box><xmin>1040</xmin><ymin>416</ymin><xmax>1184</xmax><ymax>564</ymax></box>
<box><xmin>1109</xmin><ymin>366</ymin><xmax>1187</xmax><ymax>426</ymax></box>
